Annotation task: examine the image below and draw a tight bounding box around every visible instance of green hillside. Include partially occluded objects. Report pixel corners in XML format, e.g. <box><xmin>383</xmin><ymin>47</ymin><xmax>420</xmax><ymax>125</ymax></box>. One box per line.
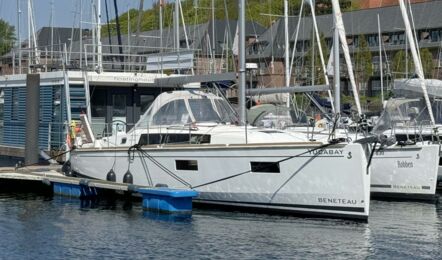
<box><xmin>102</xmin><ymin>0</ymin><xmax>358</xmax><ymax>36</ymax></box>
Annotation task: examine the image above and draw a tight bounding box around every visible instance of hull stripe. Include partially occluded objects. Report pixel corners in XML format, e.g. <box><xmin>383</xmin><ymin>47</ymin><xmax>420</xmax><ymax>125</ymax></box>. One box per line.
<box><xmin>194</xmin><ymin>199</ymin><xmax>366</xmax><ymax>213</ymax></box>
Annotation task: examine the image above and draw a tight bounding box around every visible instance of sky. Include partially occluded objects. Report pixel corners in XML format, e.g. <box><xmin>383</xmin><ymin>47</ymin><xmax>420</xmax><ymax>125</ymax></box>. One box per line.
<box><xmin>0</xmin><ymin>0</ymin><xmax>151</xmax><ymax>39</ymax></box>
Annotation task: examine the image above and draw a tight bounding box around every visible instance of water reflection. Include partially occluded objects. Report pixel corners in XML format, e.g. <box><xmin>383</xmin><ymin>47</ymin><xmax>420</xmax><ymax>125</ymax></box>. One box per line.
<box><xmin>0</xmin><ymin>192</ymin><xmax>439</xmax><ymax>258</ymax></box>
<box><xmin>367</xmin><ymin>198</ymin><xmax>441</xmax><ymax>258</ymax></box>
<box><xmin>143</xmin><ymin>211</ymin><xmax>193</xmax><ymax>222</ymax></box>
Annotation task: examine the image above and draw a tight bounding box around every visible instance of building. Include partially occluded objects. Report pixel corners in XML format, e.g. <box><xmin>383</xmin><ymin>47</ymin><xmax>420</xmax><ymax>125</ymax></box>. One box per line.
<box><xmin>247</xmin><ymin>1</ymin><xmax>442</xmax><ymax>96</ymax></box>
<box><xmin>0</xmin><ymin>27</ymin><xmax>91</xmax><ymax>75</ymax></box>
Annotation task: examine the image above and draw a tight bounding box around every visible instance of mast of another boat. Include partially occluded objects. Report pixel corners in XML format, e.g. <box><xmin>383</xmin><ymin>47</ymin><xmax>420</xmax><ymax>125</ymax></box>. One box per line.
<box><xmin>96</xmin><ymin>0</ymin><xmax>103</xmax><ymax>72</ymax></box>
<box><xmin>284</xmin><ymin>0</ymin><xmax>290</xmax><ymax>109</ymax></box>
<box><xmin>238</xmin><ymin>0</ymin><xmax>247</xmax><ymax>142</ymax></box>
<box><xmin>331</xmin><ymin>0</ymin><xmax>362</xmax><ymax>117</ymax></box>
<box><xmin>377</xmin><ymin>14</ymin><xmax>384</xmax><ymax>106</ymax></box>
<box><xmin>332</xmin><ymin>3</ymin><xmax>340</xmax><ymax>116</ymax></box>
<box><xmin>398</xmin><ymin>0</ymin><xmax>435</xmax><ymax>125</ymax></box>
<box><xmin>306</xmin><ymin>0</ymin><xmax>335</xmax><ymax>114</ymax></box>
<box><xmin>17</xmin><ymin>0</ymin><xmax>22</xmax><ymax>74</ymax></box>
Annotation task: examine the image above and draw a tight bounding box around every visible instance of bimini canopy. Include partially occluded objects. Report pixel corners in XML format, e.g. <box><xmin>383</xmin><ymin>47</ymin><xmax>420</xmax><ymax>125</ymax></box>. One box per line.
<box><xmin>394</xmin><ymin>78</ymin><xmax>442</xmax><ymax>99</ymax></box>
<box><xmin>133</xmin><ymin>90</ymin><xmax>237</xmax><ymax>130</ymax></box>
<box><xmin>372</xmin><ymin>97</ymin><xmax>442</xmax><ymax>134</ymax></box>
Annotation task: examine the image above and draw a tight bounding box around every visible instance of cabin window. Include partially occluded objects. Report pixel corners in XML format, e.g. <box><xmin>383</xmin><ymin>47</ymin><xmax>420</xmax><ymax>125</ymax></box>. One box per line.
<box><xmin>152</xmin><ymin>99</ymin><xmax>190</xmax><ymax>125</ymax></box>
<box><xmin>121</xmin><ymin>138</ymin><xmax>127</xmax><ymax>144</ymax></box>
<box><xmin>176</xmin><ymin>160</ymin><xmax>198</xmax><ymax>171</ymax></box>
<box><xmin>138</xmin><ymin>134</ymin><xmax>162</xmax><ymax>145</ymax></box>
<box><xmin>213</xmin><ymin>99</ymin><xmax>235</xmax><ymax>123</ymax></box>
<box><xmin>188</xmin><ymin>99</ymin><xmax>220</xmax><ymax>122</ymax></box>
<box><xmin>250</xmin><ymin>161</ymin><xmax>280</xmax><ymax>173</ymax></box>
<box><xmin>138</xmin><ymin>134</ymin><xmax>210</xmax><ymax>145</ymax></box>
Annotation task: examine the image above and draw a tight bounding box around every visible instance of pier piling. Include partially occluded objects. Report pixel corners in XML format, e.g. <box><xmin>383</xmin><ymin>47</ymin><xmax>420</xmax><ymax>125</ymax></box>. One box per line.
<box><xmin>25</xmin><ymin>74</ymin><xmax>40</xmax><ymax>165</ymax></box>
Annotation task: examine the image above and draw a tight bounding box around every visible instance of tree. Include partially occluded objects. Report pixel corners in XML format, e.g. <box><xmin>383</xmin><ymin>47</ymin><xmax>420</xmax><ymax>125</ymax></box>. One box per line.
<box><xmin>420</xmin><ymin>48</ymin><xmax>434</xmax><ymax>78</ymax></box>
<box><xmin>304</xmin><ymin>32</ymin><xmax>329</xmax><ymax>85</ymax></box>
<box><xmin>102</xmin><ymin>0</ymin><xmax>360</xmax><ymax>36</ymax></box>
<box><xmin>0</xmin><ymin>19</ymin><xmax>15</xmax><ymax>56</ymax></box>
<box><xmin>314</xmin><ymin>0</ymin><xmax>358</xmax><ymax>15</ymax></box>
<box><xmin>392</xmin><ymin>50</ymin><xmax>412</xmax><ymax>77</ymax></box>
<box><xmin>392</xmin><ymin>48</ymin><xmax>434</xmax><ymax>78</ymax></box>
<box><xmin>354</xmin><ymin>35</ymin><xmax>373</xmax><ymax>87</ymax></box>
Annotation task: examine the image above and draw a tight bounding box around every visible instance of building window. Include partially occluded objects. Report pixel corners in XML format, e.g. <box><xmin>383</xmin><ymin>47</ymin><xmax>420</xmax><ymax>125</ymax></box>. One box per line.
<box><xmin>398</xmin><ymin>33</ymin><xmax>405</xmax><ymax>45</ymax></box>
<box><xmin>430</xmin><ymin>30</ymin><xmax>440</xmax><ymax>42</ymax></box>
<box><xmin>367</xmin><ymin>35</ymin><xmax>378</xmax><ymax>47</ymax></box>
<box><xmin>139</xmin><ymin>94</ymin><xmax>155</xmax><ymax>114</ymax></box>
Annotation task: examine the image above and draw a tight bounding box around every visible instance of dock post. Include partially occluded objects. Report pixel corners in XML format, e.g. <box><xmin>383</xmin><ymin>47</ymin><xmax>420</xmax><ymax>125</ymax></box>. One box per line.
<box><xmin>25</xmin><ymin>73</ymin><xmax>40</xmax><ymax>165</ymax></box>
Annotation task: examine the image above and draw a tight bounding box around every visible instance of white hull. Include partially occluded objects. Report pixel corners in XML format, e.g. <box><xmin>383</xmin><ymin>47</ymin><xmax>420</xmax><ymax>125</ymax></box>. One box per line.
<box><xmin>70</xmin><ymin>143</ymin><xmax>370</xmax><ymax>220</ymax></box>
<box><xmin>370</xmin><ymin>144</ymin><xmax>440</xmax><ymax>199</ymax></box>
<box><xmin>282</xmin><ymin>128</ymin><xmax>440</xmax><ymax>199</ymax></box>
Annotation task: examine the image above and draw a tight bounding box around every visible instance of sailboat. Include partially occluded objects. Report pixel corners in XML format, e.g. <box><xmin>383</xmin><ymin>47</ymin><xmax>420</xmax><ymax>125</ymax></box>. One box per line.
<box><xmin>248</xmin><ymin>0</ymin><xmax>440</xmax><ymax>200</ymax></box>
<box><xmin>68</xmin><ymin>0</ymin><xmax>373</xmax><ymax>220</ymax></box>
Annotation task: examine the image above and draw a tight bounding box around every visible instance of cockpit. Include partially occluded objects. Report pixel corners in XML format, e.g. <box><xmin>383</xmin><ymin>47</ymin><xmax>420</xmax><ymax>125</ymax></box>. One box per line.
<box><xmin>133</xmin><ymin>90</ymin><xmax>237</xmax><ymax>129</ymax></box>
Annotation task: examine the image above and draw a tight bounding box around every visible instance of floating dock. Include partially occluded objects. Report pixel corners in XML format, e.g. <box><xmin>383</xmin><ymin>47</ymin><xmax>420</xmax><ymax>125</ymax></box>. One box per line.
<box><xmin>0</xmin><ymin>166</ymin><xmax>198</xmax><ymax>214</ymax></box>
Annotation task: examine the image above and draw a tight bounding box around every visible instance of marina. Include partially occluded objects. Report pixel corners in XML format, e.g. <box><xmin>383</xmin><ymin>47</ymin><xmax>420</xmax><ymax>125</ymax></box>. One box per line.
<box><xmin>1</xmin><ymin>0</ymin><xmax>442</xmax><ymax>258</ymax></box>
<box><xmin>0</xmin><ymin>186</ymin><xmax>440</xmax><ymax>259</ymax></box>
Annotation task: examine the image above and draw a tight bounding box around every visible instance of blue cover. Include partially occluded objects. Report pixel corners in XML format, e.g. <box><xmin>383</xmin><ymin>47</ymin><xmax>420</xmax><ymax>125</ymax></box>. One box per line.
<box><xmin>137</xmin><ymin>188</ymin><xmax>198</xmax><ymax>198</ymax></box>
<box><xmin>138</xmin><ymin>188</ymin><xmax>198</xmax><ymax>213</ymax></box>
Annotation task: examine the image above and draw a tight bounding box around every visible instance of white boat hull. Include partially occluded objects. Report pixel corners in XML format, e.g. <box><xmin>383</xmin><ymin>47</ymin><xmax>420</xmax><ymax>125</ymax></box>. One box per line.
<box><xmin>70</xmin><ymin>143</ymin><xmax>370</xmax><ymax>220</ymax></box>
<box><xmin>370</xmin><ymin>144</ymin><xmax>440</xmax><ymax>199</ymax></box>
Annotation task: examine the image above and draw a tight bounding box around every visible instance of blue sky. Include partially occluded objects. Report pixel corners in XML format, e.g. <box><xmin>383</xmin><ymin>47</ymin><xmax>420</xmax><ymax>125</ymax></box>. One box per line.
<box><xmin>0</xmin><ymin>0</ymin><xmax>151</xmax><ymax>39</ymax></box>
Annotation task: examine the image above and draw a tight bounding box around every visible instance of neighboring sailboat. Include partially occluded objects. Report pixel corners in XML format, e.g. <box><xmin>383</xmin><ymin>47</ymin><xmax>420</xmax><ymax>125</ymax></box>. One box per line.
<box><xmin>248</xmin><ymin>0</ymin><xmax>440</xmax><ymax>200</ymax></box>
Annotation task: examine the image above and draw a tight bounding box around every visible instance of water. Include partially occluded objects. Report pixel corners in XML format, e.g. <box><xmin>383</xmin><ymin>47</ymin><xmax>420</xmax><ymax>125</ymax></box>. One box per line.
<box><xmin>0</xmin><ymin>191</ymin><xmax>440</xmax><ymax>259</ymax></box>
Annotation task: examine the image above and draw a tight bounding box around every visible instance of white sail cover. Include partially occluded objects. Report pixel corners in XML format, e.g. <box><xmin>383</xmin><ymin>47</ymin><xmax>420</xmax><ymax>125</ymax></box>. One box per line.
<box><xmin>394</xmin><ymin>78</ymin><xmax>442</xmax><ymax>98</ymax></box>
<box><xmin>398</xmin><ymin>0</ymin><xmax>435</xmax><ymax>125</ymax></box>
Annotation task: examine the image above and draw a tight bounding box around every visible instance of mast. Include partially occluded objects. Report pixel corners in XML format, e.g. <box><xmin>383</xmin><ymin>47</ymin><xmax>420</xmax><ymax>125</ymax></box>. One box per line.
<box><xmin>96</xmin><ymin>0</ymin><xmax>102</xmax><ymax>72</ymax></box>
<box><xmin>29</xmin><ymin>0</ymin><xmax>39</xmax><ymax>66</ymax></box>
<box><xmin>284</xmin><ymin>0</ymin><xmax>290</xmax><ymax>88</ymax></box>
<box><xmin>331</xmin><ymin>0</ymin><xmax>361</xmax><ymax>115</ymax></box>
<box><xmin>238</xmin><ymin>0</ymin><xmax>246</xmax><ymax>125</ymax></box>
<box><xmin>308</xmin><ymin>0</ymin><xmax>334</xmax><ymax>113</ymax></box>
<box><xmin>27</xmin><ymin>0</ymin><xmax>31</xmax><ymax>69</ymax></box>
<box><xmin>17</xmin><ymin>0</ymin><xmax>22</xmax><ymax>74</ymax></box>
<box><xmin>174</xmin><ymin>0</ymin><xmax>180</xmax><ymax>50</ymax></box>
<box><xmin>377</xmin><ymin>14</ymin><xmax>384</xmax><ymax>105</ymax></box>
<box><xmin>91</xmin><ymin>0</ymin><xmax>96</xmax><ymax>67</ymax></box>
<box><xmin>211</xmin><ymin>0</ymin><xmax>215</xmax><ymax>73</ymax></box>
<box><xmin>333</xmin><ymin>10</ymin><xmax>340</xmax><ymax>115</ymax></box>
<box><xmin>398</xmin><ymin>0</ymin><xmax>435</xmax><ymax>125</ymax></box>
<box><xmin>159</xmin><ymin>0</ymin><xmax>163</xmax><ymax>74</ymax></box>
<box><xmin>80</xmin><ymin>0</ymin><xmax>83</xmax><ymax>68</ymax></box>
<box><xmin>104</xmin><ymin>0</ymin><xmax>113</xmax><ymax>55</ymax></box>
<box><xmin>135</xmin><ymin>0</ymin><xmax>144</xmax><ymax>47</ymax></box>
<box><xmin>113</xmin><ymin>0</ymin><xmax>123</xmax><ymax>66</ymax></box>
<box><xmin>50</xmin><ymin>0</ymin><xmax>54</xmax><ymax>62</ymax></box>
